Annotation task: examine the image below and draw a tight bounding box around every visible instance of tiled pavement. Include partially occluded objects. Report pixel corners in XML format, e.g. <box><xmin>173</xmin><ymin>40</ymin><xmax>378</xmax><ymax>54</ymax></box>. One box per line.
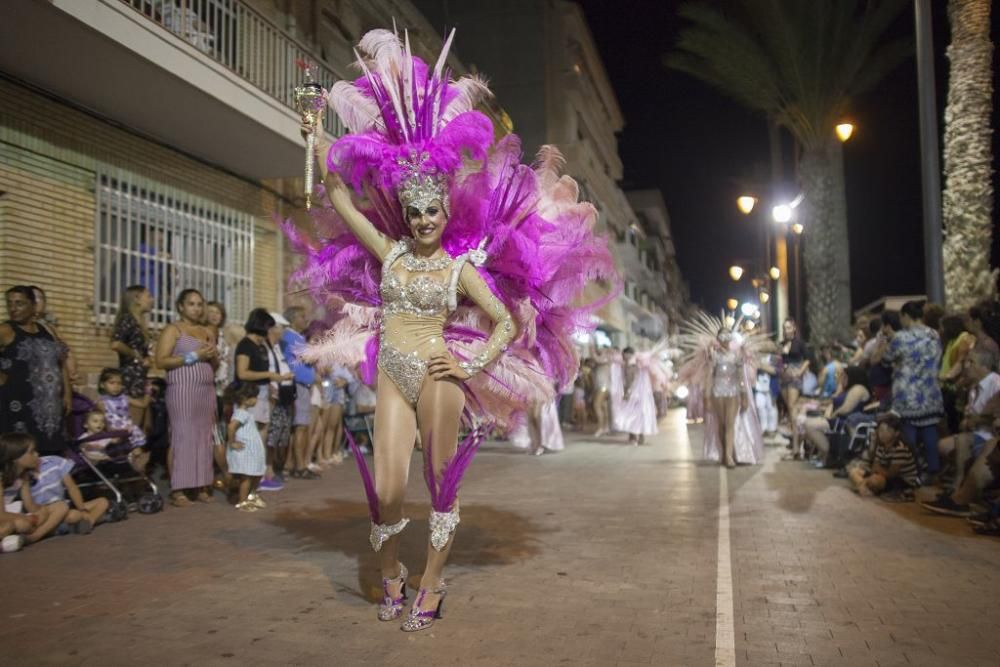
<box><xmin>2</xmin><ymin>409</ymin><xmax>999</xmax><ymax>666</ymax></box>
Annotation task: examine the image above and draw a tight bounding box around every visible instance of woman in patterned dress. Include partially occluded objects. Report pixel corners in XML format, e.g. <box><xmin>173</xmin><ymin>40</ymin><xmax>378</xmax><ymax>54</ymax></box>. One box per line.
<box><xmin>154</xmin><ymin>289</ymin><xmax>218</xmax><ymax>507</ymax></box>
<box><xmin>110</xmin><ymin>285</ymin><xmax>154</xmax><ymax>428</ymax></box>
<box><xmin>0</xmin><ymin>286</ymin><xmax>71</xmax><ymax>455</ymax></box>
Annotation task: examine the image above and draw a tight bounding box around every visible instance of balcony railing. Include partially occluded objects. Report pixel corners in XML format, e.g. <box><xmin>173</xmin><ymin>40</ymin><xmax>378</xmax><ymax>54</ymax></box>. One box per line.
<box><xmin>121</xmin><ymin>0</ymin><xmax>344</xmax><ymax>137</ymax></box>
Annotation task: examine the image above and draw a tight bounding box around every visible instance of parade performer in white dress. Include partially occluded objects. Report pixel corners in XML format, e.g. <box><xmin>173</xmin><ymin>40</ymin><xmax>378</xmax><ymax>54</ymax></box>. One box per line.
<box><xmin>617</xmin><ymin>344</ymin><xmax>669</xmax><ymax>444</ymax></box>
<box><xmin>509</xmin><ymin>395</ymin><xmax>565</xmax><ymax>455</ymax></box>
<box><xmin>285</xmin><ymin>28</ymin><xmax>618</xmax><ymax>632</ymax></box>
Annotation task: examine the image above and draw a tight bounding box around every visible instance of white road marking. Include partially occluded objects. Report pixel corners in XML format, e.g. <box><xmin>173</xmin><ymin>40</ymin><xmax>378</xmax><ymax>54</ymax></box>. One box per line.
<box><xmin>715</xmin><ymin>466</ymin><xmax>736</xmax><ymax>667</ymax></box>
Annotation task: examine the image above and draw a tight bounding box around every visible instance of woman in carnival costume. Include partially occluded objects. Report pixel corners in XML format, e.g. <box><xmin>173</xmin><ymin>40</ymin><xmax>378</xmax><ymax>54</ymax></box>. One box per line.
<box><xmin>286</xmin><ymin>29</ymin><xmax>617</xmax><ymax>631</ymax></box>
<box><xmin>679</xmin><ymin>312</ymin><xmax>764</xmax><ymax>467</ymax></box>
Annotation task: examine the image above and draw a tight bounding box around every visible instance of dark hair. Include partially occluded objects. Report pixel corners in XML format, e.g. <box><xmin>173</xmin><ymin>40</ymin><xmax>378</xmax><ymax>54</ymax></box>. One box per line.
<box><xmin>881</xmin><ymin>310</ymin><xmax>902</xmax><ymax>332</ymax></box>
<box><xmin>224</xmin><ymin>381</ymin><xmax>259</xmax><ymax>406</ymax></box>
<box><xmin>922</xmin><ymin>303</ymin><xmax>944</xmax><ymax>331</ymax></box>
<box><xmin>844</xmin><ymin>365</ymin><xmax>868</xmax><ymax>391</ymax></box>
<box><xmin>27</xmin><ymin>285</ymin><xmax>45</xmax><ymax>299</ymax></box>
<box><xmin>0</xmin><ymin>432</ymin><xmax>35</xmax><ymax>487</ymax></box>
<box><xmin>867</xmin><ymin>317</ymin><xmax>882</xmax><ymax>337</ymax></box>
<box><xmin>206</xmin><ymin>301</ymin><xmax>227</xmax><ymax>326</ymax></box>
<box><xmin>623</xmin><ymin>346</ymin><xmax>635</xmax><ymax>355</ymax></box>
<box><xmin>114</xmin><ymin>285</ymin><xmax>150</xmax><ymax>337</ymax></box>
<box><xmin>940</xmin><ymin>314</ymin><xmax>966</xmax><ymax>346</ymax></box>
<box><xmin>900</xmin><ymin>300</ymin><xmax>924</xmax><ymax>321</ymax></box>
<box><xmin>876</xmin><ymin>411</ymin><xmax>902</xmax><ymax>432</ymax></box>
<box><xmin>175</xmin><ymin>288</ymin><xmax>203</xmax><ymax>311</ymax></box>
<box><xmin>98</xmin><ymin>367</ymin><xmax>123</xmax><ymax>391</ymax></box>
<box><xmin>5</xmin><ymin>285</ymin><xmax>37</xmax><ymax>304</ymax></box>
<box><xmin>244</xmin><ymin>308</ymin><xmax>275</xmax><ymax>336</ymax></box>
<box><xmin>969</xmin><ymin>305</ymin><xmax>985</xmax><ymax>323</ymax></box>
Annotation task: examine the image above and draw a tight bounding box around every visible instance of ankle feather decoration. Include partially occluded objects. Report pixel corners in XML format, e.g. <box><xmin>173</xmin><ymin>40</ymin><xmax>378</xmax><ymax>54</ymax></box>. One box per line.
<box><xmin>423</xmin><ymin>427</ymin><xmax>485</xmax><ymax>551</ymax></box>
<box><xmin>346</xmin><ymin>429</ymin><xmax>410</xmax><ymax>552</ymax></box>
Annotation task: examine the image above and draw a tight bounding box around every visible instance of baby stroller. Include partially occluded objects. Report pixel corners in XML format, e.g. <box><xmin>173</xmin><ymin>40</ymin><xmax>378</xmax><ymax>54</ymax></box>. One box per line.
<box><xmin>68</xmin><ymin>393</ymin><xmax>164</xmax><ymax>520</ymax></box>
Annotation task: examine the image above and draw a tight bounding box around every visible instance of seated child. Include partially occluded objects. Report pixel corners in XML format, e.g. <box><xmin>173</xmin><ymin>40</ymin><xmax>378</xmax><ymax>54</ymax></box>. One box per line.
<box><xmin>0</xmin><ymin>433</ymin><xmax>71</xmax><ymax>545</ymax></box>
<box><xmin>848</xmin><ymin>411</ymin><xmax>920</xmax><ymax>499</ymax></box>
<box><xmin>97</xmin><ymin>368</ymin><xmax>149</xmax><ymax>471</ymax></box>
<box><xmin>78</xmin><ymin>411</ymin><xmax>118</xmax><ymax>463</ymax></box>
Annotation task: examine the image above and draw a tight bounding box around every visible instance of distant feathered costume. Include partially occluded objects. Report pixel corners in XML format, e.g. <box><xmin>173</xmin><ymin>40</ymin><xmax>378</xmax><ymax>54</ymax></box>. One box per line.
<box><xmin>678</xmin><ymin>312</ymin><xmax>764</xmax><ymax>464</ymax></box>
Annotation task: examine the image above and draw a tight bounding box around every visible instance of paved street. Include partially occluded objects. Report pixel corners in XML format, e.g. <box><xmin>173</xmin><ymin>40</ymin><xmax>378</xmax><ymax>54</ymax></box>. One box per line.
<box><xmin>4</xmin><ymin>409</ymin><xmax>1000</xmax><ymax>667</ymax></box>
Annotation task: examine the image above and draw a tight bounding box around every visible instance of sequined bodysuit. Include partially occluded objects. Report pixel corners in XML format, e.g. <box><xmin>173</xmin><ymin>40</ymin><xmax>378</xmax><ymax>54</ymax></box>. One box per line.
<box><xmin>711</xmin><ymin>348</ymin><xmax>743</xmax><ymax>398</ymax></box>
<box><xmin>378</xmin><ymin>239</ymin><xmax>515</xmax><ymax>404</ymax></box>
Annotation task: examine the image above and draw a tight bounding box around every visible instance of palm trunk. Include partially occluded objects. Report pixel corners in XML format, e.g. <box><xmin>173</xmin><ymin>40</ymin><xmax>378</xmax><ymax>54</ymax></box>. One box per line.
<box><xmin>799</xmin><ymin>139</ymin><xmax>852</xmax><ymax>343</ymax></box>
<box><xmin>942</xmin><ymin>0</ymin><xmax>995</xmax><ymax>310</ymax></box>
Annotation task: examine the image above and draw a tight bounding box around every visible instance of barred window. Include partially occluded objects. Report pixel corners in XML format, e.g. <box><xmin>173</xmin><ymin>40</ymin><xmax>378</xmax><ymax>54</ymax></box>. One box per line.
<box><xmin>94</xmin><ymin>169</ymin><xmax>255</xmax><ymax>327</ymax></box>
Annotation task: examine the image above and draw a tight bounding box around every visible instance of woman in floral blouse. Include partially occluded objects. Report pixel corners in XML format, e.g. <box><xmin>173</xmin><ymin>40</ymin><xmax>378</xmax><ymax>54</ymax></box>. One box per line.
<box><xmin>874</xmin><ymin>300</ymin><xmax>943</xmax><ymax>478</ymax></box>
<box><xmin>110</xmin><ymin>286</ymin><xmax>154</xmax><ymax>427</ymax></box>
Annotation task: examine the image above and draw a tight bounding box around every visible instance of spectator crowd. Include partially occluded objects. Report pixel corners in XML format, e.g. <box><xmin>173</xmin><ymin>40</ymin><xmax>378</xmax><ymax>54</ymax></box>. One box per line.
<box><xmin>0</xmin><ymin>284</ymin><xmax>378</xmax><ymax>552</ymax></box>
<box><xmin>4</xmin><ymin>282</ymin><xmax>999</xmax><ymax>553</ymax></box>
<box><xmin>751</xmin><ymin>302</ymin><xmax>1000</xmax><ymax>538</ymax></box>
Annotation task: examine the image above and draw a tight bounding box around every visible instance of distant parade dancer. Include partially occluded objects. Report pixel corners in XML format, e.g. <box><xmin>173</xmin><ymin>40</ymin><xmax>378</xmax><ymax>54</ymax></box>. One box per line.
<box><xmin>679</xmin><ymin>313</ymin><xmax>764</xmax><ymax>467</ymax></box>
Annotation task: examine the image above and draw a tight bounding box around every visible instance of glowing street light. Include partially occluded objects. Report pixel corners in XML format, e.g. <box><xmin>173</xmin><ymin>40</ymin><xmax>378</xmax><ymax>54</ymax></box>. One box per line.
<box><xmin>740</xmin><ymin>302</ymin><xmax>757</xmax><ymax>318</ymax></box>
<box><xmin>769</xmin><ymin>266</ymin><xmax>781</xmax><ymax>280</ymax></box>
<box><xmin>791</xmin><ymin>222</ymin><xmax>804</xmax><ymax>235</ymax></box>
<box><xmin>726</xmin><ymin>298</ymin><xmax>739</xmax><ymax>311</ymax></box>
<box><xmin>737</xmin><ymin>196</ymin><xmax>757</xmax><ymax>215</ymax></box>
<box><xmin>835</xmin><ymin>122</ymin><xmax>855</xmax><ymax>142</ymax></box>
<box><xmin>729</xmin><ymin>265</ymin><xmax>744</xmax><ymax>281</ymax></box>
<box><xmin>759</xmin><ymin>290</ymin><xmax>770</xmax><ymax>304</ymax></box>
<box><xmin>772</xmin><ymin>204</ymin><xmax>793</xmax><ymax>223</ymax></box>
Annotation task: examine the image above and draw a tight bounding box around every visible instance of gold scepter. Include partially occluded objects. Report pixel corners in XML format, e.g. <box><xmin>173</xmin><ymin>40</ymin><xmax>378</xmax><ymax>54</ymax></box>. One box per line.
<box><xmin>293</xmin><ymin>63</ymin><xmax>328</xmax><ymax>210</ymax></box>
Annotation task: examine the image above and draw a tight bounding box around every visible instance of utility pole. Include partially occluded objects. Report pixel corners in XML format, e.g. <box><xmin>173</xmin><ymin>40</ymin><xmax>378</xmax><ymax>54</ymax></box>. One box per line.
<box><xmin>915</xmin><ymin>0</ymin><xmax>946</xmax><ymax>304</ymax></box>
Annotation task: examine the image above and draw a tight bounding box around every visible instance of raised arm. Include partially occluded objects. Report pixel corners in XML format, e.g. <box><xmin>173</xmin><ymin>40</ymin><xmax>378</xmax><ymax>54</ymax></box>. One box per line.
<box><xmin>309</xmin><ymin>128</ymin><xmax>393</xmax><ymax>261</ymax></box>
<box><xmin>456</xmin><ymin>263</ymin><xmax>517</xmax><ymax>375</ymax></box>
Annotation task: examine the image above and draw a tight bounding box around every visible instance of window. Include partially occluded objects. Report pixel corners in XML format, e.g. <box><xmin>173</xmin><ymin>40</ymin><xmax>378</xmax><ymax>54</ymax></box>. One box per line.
<box><xmin>94</xmin><ymin>169</ymin><xmax>255</xmax><ymax>328</ymax></box>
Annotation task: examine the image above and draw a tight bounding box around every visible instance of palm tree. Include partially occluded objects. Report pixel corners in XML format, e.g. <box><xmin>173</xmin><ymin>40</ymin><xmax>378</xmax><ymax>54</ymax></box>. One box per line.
<box><xmin>942</xmin><ymin>0</ymin><xmax>995</xmax><ymax>310</ymax></box>
<box><xmin>667</xmin><ymin>1</ymin><xmax>911</xmax><ymax>342</ymax></box>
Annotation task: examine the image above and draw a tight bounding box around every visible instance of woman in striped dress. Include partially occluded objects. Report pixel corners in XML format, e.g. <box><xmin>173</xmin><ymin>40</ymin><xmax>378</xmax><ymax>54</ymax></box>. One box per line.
<box><xmin>155</xmin><ymin>289</ymin><xmax>218</xmax><ymax>507</ymax></box>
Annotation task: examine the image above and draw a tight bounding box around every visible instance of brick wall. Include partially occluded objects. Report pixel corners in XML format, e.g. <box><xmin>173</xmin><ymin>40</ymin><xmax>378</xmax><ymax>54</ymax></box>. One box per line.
<box><xmin>0</xmin><ymin>79</ymin><xmax>288</xmax><ymax>381</ymax></box>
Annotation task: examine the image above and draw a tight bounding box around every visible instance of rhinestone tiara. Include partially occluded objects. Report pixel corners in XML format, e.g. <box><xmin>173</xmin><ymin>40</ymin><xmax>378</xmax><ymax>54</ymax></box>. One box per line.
<box><xmin>396</xmin><ymin>151</ymin><xmax>450</xmax><ymax>215</ymax></box>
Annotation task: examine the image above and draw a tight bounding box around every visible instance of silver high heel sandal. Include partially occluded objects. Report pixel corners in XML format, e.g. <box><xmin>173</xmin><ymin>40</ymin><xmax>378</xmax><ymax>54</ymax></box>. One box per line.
<box><xmin>400</xmin><ymin>581</ymin><xmax>447</xmax><ymax>632</ymax></box>
<box><xmin>377</xmin><ymin>563</ymin><xmax>409</xmax><ymax>621</ymax></box>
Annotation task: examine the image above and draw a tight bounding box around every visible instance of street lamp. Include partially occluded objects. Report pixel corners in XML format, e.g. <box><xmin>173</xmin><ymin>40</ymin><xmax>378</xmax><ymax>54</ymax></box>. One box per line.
<box><xmin>772</xmin><ymin>203</ymin><xmax>793</xmax><ymax>223</ymax></box>
<box><xmin>791</xmin><ymin>222</ymin><xmax>804</xmax><ymax>235</ymax></box>
<box><xmin>759</xmin><ymin>290</ymin><xmax>770</xmax><ymax>304</ymax></box>
<box><xmin>769</xmin><ymin>266</ymin><xmax>781</xmax><ymax>280</ymax></box>
<box><xmin>835</xmin><ymin>122</ymin><xmax>855</xmax><ymax>142</ymax></box>
<box><xmin>736</xmin><ymin>196</ymin><xmax>757</xmax><ymax>215</ymax></box>
<box><xmin>726</xmin><ymin>298</ymin><xmax>738</xmax><ymax>311</ymax></box>
<box><xmin>729</xmin><ymin>265</ymin><xmax>744</xmax><ymax>281</ymax></box>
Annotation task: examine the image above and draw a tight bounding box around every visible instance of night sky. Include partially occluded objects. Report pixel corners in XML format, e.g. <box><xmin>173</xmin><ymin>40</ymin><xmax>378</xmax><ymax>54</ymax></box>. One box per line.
<box><xmin>577</xmin><ymin>0</ymin><xmax>1000</xmax><ymax>317</ymax></box>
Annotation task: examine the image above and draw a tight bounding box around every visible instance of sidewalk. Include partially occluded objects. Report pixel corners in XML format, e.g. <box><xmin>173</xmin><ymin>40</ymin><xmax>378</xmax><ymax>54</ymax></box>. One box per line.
<box><xmin>3</xmin><ymin>411</ymin><xmax>1000</xmax><ymax>666</ymax></box>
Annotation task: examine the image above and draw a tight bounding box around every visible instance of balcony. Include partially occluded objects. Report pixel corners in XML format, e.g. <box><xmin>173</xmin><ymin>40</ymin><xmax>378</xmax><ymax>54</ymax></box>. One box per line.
<box><xmin>0</xmin><ymin>0</ymin><xmax>344</xmax><ymax>180</ymax></box>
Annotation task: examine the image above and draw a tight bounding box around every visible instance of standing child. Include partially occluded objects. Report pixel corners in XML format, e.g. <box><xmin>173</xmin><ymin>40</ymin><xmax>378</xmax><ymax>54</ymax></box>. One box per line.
<box><xmin>97</xmin><ymin>368</ymin><xmax>149</xmax><ymax>471</ymax></box>
<box><xmin>225</xmin><ymin>382</ymin><xmax>267</xmax><ymax>512</ymax></box>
